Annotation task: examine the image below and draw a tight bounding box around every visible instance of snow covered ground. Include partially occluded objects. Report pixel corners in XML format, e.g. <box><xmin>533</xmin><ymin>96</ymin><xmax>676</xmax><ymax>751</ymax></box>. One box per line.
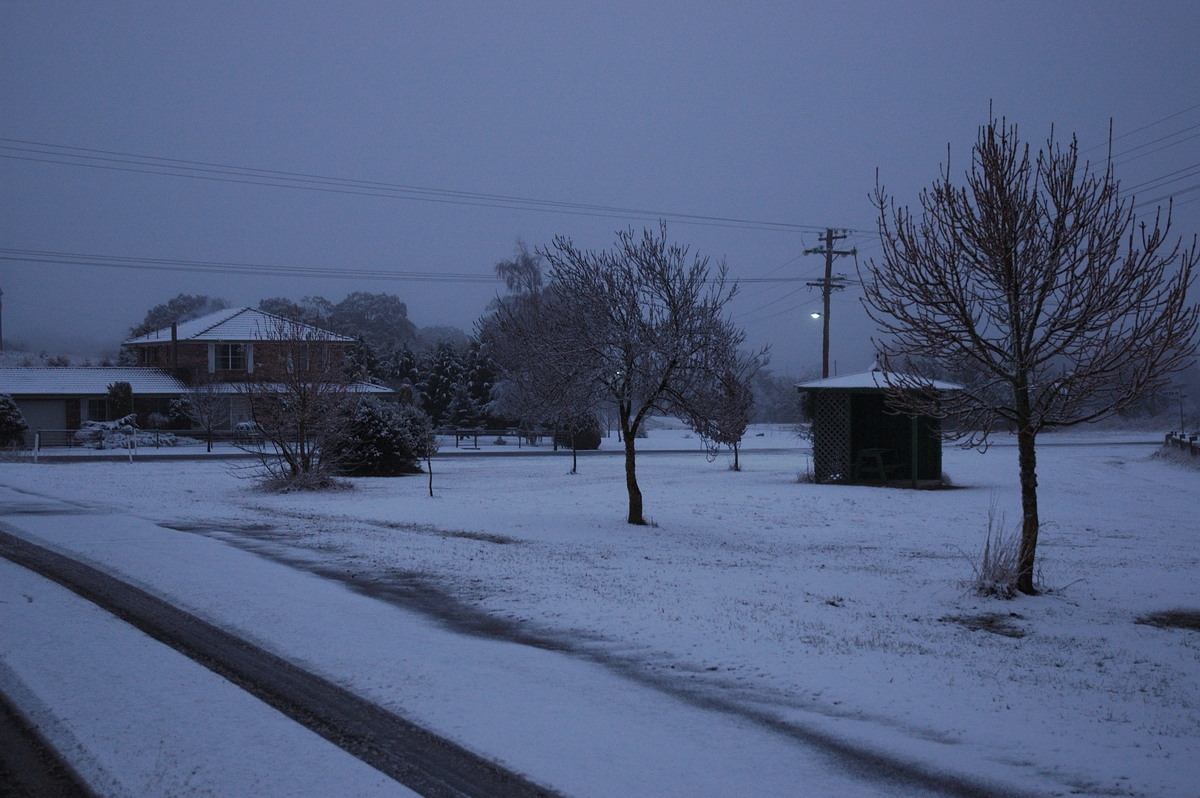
<box><xmin>1</xmin><ymin>424</ymin><xmax>1196</xmax><ymax>796</ymax></box>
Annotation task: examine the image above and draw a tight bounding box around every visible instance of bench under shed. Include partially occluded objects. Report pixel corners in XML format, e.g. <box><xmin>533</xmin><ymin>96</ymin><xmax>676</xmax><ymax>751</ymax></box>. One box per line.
<box><xmin>797</xmin><ymin>367</ymin><xmax>960</xmax><ymax>488</ymax></box>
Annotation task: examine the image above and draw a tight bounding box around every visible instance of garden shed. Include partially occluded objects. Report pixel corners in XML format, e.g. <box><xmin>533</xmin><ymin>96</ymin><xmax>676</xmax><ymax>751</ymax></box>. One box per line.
<box><xmin>797</xmin><ymin>366</ymin><xmax>960</xmax><ymax>487</ymax></box>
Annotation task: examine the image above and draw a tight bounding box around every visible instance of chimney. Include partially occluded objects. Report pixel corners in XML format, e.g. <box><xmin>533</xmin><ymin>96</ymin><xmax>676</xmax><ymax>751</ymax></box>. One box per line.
<box><xmin>170</xmin><ymin>323</ymin><xmax>178</xmax><ymax>368</ymax></box>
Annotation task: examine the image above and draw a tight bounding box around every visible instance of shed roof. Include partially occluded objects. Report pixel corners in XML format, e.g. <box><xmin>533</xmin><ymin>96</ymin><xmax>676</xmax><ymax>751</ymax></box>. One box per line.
<box><xmin>123</xmin><ymin>307</ymin><xmax>355</xmax><ymax>345</ymax></box>
<box><xmin>0</xmin><ymin>367</ymin><xmax>189</xmax><ymax>396</ymax></box>
<box><xmin>796</xmin><ymin>366</ymin><xmax>961</xmax><ymax>392</ymax></box>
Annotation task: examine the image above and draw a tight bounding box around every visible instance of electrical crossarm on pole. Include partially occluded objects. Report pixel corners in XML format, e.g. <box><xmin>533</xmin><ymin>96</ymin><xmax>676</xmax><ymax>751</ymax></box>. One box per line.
<box><xmin>804</xmin><ymin>228</ymin><xmax>856</xmax><ymax>378</ymax></box>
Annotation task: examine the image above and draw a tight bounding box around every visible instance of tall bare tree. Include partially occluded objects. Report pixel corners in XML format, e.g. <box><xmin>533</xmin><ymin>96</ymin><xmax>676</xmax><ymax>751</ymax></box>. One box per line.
<box><xmin>490</xmin><ymin>224</ymin><xmax>748</xmax><ymax>524</ymax></box>
<box><xmin>484</xmin><ymin>282</ymin><xmax>604</xmax><ymax>474</ymax></box>
<box><xmin>863</xmin><ymin>117</ymin><xmax>1198</xmax><ymax>594</ymax></box>
<box><xmin>240</xmin><ymin>317</ymin><xmax>357</xmax><ymax>488</ymax></box>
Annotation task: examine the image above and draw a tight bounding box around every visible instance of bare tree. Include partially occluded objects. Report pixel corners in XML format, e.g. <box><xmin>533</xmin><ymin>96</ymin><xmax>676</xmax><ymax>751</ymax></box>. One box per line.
<box><xmin>171</xmin><ymin>376</ymin><xmax>231</xmax><ymax>452</ymax></box>
<box><xmin>484</xmin><ymin>278</ymin><xmax>605</xmax><ymax>474</ymax></box>
<box><xmin>491</xmin><ymin>224</ymin><xmax>747</xmax><ymax>524</ymax></box>
<box><xmin>682</xmin><ymin>337</ymin><xmax>768</xmax><ymax>471</ymax></box>
<box><xmin>863</xmin><ymin>117</ymin><xmax>1199</xmax><ymax>594</ymax></box>
<box><xmin>240</xmin><ymin>317</ymin><xmax>357</xmax><ymax>488</ymax></box>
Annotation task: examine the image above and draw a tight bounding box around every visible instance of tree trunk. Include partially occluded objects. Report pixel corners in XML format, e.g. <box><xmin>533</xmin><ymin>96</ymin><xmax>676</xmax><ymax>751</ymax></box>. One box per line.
<box><xmin>620</xmin><ymin>406</ymin><xmax>644</xmax><ymax>524</ymax></box>
<box><xmin>732</xmin><ymin>442</ymin><xmax>740</xmax><ymax>472</ymax></box>
<box><xmin>1015</xmin><ymin>422</ymin><xmax>1040</xmax><ymax>595</ymax></box>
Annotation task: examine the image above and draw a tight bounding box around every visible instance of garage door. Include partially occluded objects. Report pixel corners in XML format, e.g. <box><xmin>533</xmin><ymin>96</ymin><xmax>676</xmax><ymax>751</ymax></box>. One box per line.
<box><xmin>14</xmin><ymin>399</ymin><xmax>67</xmax><ymax>445</ymax></box>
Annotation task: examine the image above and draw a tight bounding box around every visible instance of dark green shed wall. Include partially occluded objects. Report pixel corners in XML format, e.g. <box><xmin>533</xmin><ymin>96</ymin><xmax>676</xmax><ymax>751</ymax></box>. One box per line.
<box><xmin>848</xmin><ymin>393</ymin><xmax>943</xmax><ymax>481</ymax></box>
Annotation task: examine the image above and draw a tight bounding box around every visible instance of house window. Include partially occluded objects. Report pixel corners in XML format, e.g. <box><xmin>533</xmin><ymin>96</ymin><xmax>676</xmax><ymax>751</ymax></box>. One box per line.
<box><xmin>216</xmin><ymin>343</ymin><xmax>247</xmax><ymax>371</ymax></box>
<box><xmin>287</xmin><ymin>343</ymin><xmax>330</xmax><ymax>373</ymax></box>
<box><xmin>86</xmin><ymin>398</ymin><xmax>108</xmax><ymax>422</ymax></box>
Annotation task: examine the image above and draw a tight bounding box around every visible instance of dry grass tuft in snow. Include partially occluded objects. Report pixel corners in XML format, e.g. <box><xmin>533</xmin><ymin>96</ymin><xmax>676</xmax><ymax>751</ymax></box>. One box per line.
<box><xmin>962</xmin><ymin>499</ymin><xmax>1022</xmax><ymax>598</ymax></box>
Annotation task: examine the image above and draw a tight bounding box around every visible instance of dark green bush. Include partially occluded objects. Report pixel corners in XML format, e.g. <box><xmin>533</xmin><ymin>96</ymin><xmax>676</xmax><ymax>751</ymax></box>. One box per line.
<box><xmin>553</xmin><ymin>413</ymin><xmax>602</xmax><ymax>450</ymax></box>
<box><xmin>335</xmin><ymin>397</ymin><xmax>435</xmax><ymax>476</ymax></box>
<box><xmin>0</xmin><ymin>394</ymin><xmax>29</xmax><ymax>446</ymax></box>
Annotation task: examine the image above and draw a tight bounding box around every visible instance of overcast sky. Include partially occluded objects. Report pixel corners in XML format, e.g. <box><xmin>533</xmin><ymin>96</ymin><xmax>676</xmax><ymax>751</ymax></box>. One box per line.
<box><xmin>2</xmin><ymin>1</ymin><xmax>1198</xmax><ymax>377</ymax></box>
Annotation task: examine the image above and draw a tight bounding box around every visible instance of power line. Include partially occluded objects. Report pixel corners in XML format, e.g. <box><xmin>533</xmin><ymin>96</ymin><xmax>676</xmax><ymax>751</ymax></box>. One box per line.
<box><xmin>1125</xmin><ymin>162</ymin><xmax>1200</xmax><ymax>193</ymax></box>
<box><xmin>1111</xmin><ymin>122</ymin><xmax>1200</xmax><ymax>161</ymax></box>
<box><xmin>0</xmin><ymin>138</ymin><xmax>845</xmax><ymax>234</ymax></box>
<box><xmin>0</xmin><ymin>246</ymin><xmax>831</xmax><ymax>287</ymax></box>
<box><xmin>739</xmin><ymin>285</ymin><xmax>811</xmax><ymax>323</ymax></box>
<box><xmin>0</xmin><ymin>248</ymin><xmax>498</xmax><ymax>284</ymax></box>
<box><xmin>1113</xmin><ymin>130</ymin><xmax>1200</xmax><ymax>168</ymax></box>
<box><xmin>741</xmin><ymin>295</ymin><xmax>822</xmax><ymax>325</ymax></box>
<box><xmin>1133</xmin><ymin>183</ymin><xmax>1200</xmax><ymax>210</ymax></box>
<box><xmin>1081</xmin><ymin>103</ymin><xmax>1200</xmax><ymax>155</ymax></box>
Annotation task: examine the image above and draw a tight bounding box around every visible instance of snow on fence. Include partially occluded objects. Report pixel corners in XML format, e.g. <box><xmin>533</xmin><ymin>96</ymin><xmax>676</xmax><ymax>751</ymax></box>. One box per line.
<box><xmin>442</xmin><ymin>427</ymin><xmax>552</xmax><ymax>449</ymax></box>
<box><xmin>29</xmin><ymin>428</ymin><xmax>267</xmax><ymax>460</ymax></box>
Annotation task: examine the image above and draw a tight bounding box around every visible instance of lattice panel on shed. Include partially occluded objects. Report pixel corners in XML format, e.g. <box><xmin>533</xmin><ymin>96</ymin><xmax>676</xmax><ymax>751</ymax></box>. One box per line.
<box><xmin>813</xmin><ymin>392</ymin><xmax>851</xmax><ymax>482</ymax></box>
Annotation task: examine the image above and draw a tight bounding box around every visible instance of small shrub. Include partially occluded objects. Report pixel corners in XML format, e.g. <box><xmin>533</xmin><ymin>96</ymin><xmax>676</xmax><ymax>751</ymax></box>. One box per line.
<box><xmin>0</xmin><ymin>394</ymin><xmax>29</xmax><ymax>447</ymax></box>
<box><xmin>554</xmin><ymin>414</ymin><xmax>602</xmax><ymax>450</ymax></box>
<box><xmin>256</xmin><ymin>471</ymin><xmax>352</xmax><ymax>493</ymax></box>
<box><xmin>964</xmin><ymin>501</ymin><xmax>1021</xmax><ymax>599</ymax></box>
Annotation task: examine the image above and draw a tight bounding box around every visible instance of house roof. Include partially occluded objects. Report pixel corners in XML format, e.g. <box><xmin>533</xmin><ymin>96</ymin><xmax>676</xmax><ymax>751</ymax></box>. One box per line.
<box><xmin>796</xmin><ymin>366</ymin><xmax>961</xmax><ymax>392</ymax></box>
<box><xmin>0</xmin><ymin>367</ymin><xmax>394</xmax><ymax>397</ymax></box>
<box><xmin>0</xmin><ymin>367</ymin><xmax>189</xmax><ymax>396</ymax></box>
<box><xmin>123</xmin><ymin>307</ymin><xmax>355</xmax><ymax>346</ymax></box>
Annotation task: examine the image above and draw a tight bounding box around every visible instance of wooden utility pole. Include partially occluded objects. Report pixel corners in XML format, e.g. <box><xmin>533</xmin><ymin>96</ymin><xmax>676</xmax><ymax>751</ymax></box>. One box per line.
<box><xmin>805</xmin><ymin>229</ymin><xmax>854</xmax><ymax>378</ymax></box>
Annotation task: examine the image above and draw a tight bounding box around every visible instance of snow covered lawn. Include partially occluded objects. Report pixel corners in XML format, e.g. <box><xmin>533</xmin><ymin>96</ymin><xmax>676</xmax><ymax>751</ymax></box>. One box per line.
<box><xmin>1</xmin><ymin>425</ymin><xmax>1196</xmax><ymax>796</ymax></box>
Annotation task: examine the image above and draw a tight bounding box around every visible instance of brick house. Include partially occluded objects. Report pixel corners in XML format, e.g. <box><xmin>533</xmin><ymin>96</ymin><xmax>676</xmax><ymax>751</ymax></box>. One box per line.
<box><xmin>123</xmin><ymin>306</ymin><xmax>356</xmax><ymax>384</ymax></box>
<box><xmin>0</xmin><ymin>367</ymin><xmax>191</xmax><ymax>444</ymax></box>
<box><xmin>1</xmin><ymin>308</ymin><xmax>389</xmax><ymax>444</ymax></box>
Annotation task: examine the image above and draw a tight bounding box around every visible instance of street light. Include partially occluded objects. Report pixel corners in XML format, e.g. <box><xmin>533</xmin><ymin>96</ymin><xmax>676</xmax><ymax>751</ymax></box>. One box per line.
<box><xmin>810</xmin><ymin>312</ymin><xmax>821</xmax><ymax>319</ymax></box>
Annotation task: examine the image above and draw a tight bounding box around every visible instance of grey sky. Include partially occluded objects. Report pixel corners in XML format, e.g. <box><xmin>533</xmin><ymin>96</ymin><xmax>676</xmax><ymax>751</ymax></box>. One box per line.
<box><xmin>2</xmin><ymin>1</ymin><xmax>1198</xmax><ymax>377</ymax></box>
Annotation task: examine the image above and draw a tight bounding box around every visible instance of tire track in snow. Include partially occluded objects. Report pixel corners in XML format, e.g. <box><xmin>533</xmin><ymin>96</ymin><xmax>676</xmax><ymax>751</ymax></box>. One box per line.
<box><xmin>0</xmin><ymin>688</ymin><xmax>96</xmax><ymax>798</ymax></box>
<box><xmin>0</xmin><ymin>526</ymin><xmax>558</xmax><ymax>798</ymax></box>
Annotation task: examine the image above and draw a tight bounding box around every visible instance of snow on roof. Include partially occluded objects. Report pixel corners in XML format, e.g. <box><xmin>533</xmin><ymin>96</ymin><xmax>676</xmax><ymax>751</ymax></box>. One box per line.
<box><xmin>0</xmin><ymin>367</ymin><xmax>393</xmax><ymax>396</ymax></box>
<box><xmin>0</xmin><ymin>367</ymin><xmax>189</xmax><ymax>396</ymax></box>
<box><xmin>229</xmin><ymin>381</ymin><xmax>395</xmax><ymax>395</ymax></box>
<box><xmin>123</xmin><ymin>307</ymin><xmax>355</xmax><ymax>345</ymax></box>
<box><xmin>796</xmin><ymin>366</ymin><xmax>961</xmax><ymax>392</ymax></box>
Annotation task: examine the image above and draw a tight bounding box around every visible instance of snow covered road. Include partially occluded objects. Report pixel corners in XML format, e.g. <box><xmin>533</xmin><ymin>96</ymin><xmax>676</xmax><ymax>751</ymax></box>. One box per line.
<box><xmin>0</xmin><ymin>483</ymin><xmax>1030</xmax><ymax>797</ymax></box>
<box><xmin>0</xmin><ymin>552</ymin><xmax>418</xmax><ymax>798</ymax></box>
<box><xmin>1</xmin><ymin>427</ymin><xmax>1195</xmax><ymax>796</ymax></box>
<box><xmin>0</xmin><ymin>527</ymin><xmax>549</xmax><ymax>797</ymax></box>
